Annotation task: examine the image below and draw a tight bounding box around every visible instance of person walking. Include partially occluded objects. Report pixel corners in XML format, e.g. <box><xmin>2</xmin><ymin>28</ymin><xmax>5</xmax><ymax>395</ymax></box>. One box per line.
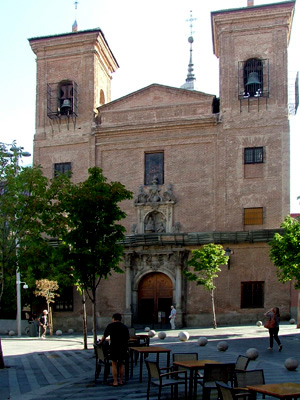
<box><xmin>39</xmin><ymin>310</ymin><xmax>48</xmax><ymax>339</ymax></box>
<box><xmin>98</xmin><ymin>313</ymin><xmax>129</xmax><ymax>387</ymax></box>
<box><xmin>169</xmin><ymin>305</ymin><xmax>176</xmax><ymax>330</ymax></box>
<box><xmin>264</xmin><ymin>307</ymin><xmax>282</xmax><ymax>351</ymax></box>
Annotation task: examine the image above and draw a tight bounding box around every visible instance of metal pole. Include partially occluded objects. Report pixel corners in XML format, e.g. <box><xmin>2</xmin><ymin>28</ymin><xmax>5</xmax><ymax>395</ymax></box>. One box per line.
<box><xmin>16</xmin><ymin>270</ymin><xmax>21</xmax><ymax>336</ymax></box>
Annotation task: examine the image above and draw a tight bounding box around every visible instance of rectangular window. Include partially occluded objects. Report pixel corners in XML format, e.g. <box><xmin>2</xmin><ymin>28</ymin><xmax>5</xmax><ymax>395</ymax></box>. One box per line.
<box><xmin>241</xmin><ymin>281</ymin><xmax>264</xmax><ymax>308</ymax></box>
<box><xmin>53</xmin><ymin>286</ymin><xmax>73</xmax><ymax>312</ymax></box>
<box><xmin>244</xmin><ymin>147</ymin><xmax>263</xmax><ymax>164</ymax></box>
<box><xmin>54</xmin><ymin>162</ymin><xmax>72</xmax><ymax>177</ymax></box>
<box><xmin>244</xmin><ymin>207</ymin><xmax>263</xmax><ymax>225</ymax></box>
<box><xmin>145</xmin><ymin>152</ymin><xmax>164</xmax><ymax>185</ymax></box>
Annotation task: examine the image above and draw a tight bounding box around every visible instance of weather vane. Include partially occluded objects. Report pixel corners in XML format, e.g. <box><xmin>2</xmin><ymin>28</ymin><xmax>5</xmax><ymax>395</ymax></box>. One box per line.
<box><xmin>186</xmin><ymin>10</ymin><xmax>197</xmax><ymax>38</ymax></box>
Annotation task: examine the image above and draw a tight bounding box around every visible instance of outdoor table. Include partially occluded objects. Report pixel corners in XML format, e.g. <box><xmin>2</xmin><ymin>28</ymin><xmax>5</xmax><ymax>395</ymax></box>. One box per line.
<box><xmin>130</xmin><ymin>345</ymin><xmax>171</xmax><ymax>382</ymax></box>
<box><xmin>247</xmin><ymin>383</ymin><xmax>300</xmax><ymax>400</ymax></box>
<box><xmin>173</xmin><ymin>359</ymin><xmax>222</xmax><ymax>399</ymax></box>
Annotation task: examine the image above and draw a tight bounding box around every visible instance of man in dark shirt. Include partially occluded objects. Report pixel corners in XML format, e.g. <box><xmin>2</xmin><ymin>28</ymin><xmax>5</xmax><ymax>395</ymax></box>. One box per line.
<box><xmin>98</xmin><ymin>313</ymin><xmax>129</xmax><ymax>386</ymax></box>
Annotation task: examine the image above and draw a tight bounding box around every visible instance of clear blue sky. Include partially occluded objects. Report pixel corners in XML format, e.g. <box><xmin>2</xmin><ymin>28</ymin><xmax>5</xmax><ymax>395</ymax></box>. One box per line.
<box><xmin>0</xmin><ymin>0</ymin><xmax>299</xmax><ymax>211</ymax></box>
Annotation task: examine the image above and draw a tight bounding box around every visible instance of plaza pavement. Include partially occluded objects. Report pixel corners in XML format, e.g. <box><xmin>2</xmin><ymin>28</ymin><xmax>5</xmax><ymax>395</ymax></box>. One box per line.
<box><xmin>1</xmin><ymin>323</ymin><xmax>300</xmax><ymax>400</ymax></box>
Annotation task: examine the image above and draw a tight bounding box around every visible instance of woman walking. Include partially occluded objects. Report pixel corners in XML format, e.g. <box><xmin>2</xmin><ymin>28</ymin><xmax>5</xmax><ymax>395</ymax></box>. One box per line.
<box><xmin>265</xmin><ymin>307</ymin><xmax>282</xmax><ymax>351</ymax></box>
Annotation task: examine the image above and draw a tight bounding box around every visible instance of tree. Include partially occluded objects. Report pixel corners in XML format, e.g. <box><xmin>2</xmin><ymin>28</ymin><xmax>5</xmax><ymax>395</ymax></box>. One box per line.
<box><xmin>57</xmin><ymin>167</ymin><xmax>132</xmax><ymax>344</ymax></box>
<box><xmin>269</xmin><ymin>215</ymin><xmax>300</xmax><ymax>327</ymax></box>
<box><xmin>35</xmin><ymin>279</ymin><xmax>59</xmax><ymax>337</ymax></box>
<box><xmin>184</xmin><ymin>243</ymin><xmax>228</xmax><ymax>329</ymax></box>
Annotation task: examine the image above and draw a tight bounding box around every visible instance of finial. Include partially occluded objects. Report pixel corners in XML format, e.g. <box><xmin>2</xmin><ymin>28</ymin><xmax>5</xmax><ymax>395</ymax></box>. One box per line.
<box><xmin>72</xmin><ymin>1</ymin><xmax>79</xmax><ymax>32</ymax></box>
<box><xmin>181</xmin><ymin>11</ymin><xmax>197</xmax><ymax>90</ymax></box>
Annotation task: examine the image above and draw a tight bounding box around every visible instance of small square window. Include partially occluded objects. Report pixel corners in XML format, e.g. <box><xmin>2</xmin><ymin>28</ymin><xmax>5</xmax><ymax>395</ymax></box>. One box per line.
<box><xmin>145</xmin><ymin>152</ymin><xmax>164</xmax><ymax>185</ymax></box>
<box><xmin>241</xmin><ymin>281</ymin><xmax>264</xmax><ymax>308</ymax></box>
<box><xmin>244</xmin><ymin>207</ymin><xmax>263</xmax><ymax>225</ymax></box>
<box><xmin>244</xmin><ymin>147</ymin><xmax>263</xmax><ymax>164</ymax></box>
<box><xmin>54</xmin><ymin>162</ymin><xmax>72</xmax><ymax>177</ymax></box>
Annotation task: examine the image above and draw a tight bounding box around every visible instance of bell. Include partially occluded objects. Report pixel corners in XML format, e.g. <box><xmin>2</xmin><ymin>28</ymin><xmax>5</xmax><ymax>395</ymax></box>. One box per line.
<box><xmin>246</xmin><ymin>72</ymin><xmax>261</xmax><ymax>86</ymax></box>
<box><xmin>60</xmin><ymin>99</ymin><xmax>72</xmax><ymax>111</ymax></box>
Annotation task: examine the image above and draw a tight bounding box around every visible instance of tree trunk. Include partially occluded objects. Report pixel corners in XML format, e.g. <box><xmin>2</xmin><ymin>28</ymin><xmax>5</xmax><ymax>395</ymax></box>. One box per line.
<box><xmin>82</xmin><ymin>289</ymin><xmax>88</xmax><ymax>349</ymax></box>
<box><xmin>0</xmin><ymin>339</ymin><xmax>5</xmax><ymax>369</ymax></box>
<box><xmin>48</xmin><ymin>304</ymin><xmax>53</xmax><ymax>337</ymax></box>
<box><xmin>92</xmin><ymin>284</ymin><xmax>97</xmax><ymax>345</ymax></box>
<box><xmin>297</xmin><ymin>291</ymin><xmax>300</xmax><ymax>329</ymax></box>
<box><xmin>211</xmin><ymin>289</ymin><xmax>217</xmax><ymax>329</ymax></box>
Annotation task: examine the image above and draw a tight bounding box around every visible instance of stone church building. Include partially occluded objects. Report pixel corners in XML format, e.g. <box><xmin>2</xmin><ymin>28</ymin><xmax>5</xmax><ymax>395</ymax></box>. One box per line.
<box><xmin>29</xmin><ymin>1</ymin><xmax>297</xmax><ymax>330</ymax></box>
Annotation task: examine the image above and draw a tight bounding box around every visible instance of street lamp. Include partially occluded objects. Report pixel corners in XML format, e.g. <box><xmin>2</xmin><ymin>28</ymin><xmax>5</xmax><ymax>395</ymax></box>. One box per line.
<box><xmin>16</xmin><ymin>275</ymin><xmax>29</xmax><ymax>335</ymax></box>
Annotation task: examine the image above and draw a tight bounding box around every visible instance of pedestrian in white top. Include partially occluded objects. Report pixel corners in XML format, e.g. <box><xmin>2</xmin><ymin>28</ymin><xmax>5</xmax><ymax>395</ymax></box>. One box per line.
<box><xmin>169</xmin><ymin>305</ymin><xmax>176</xmax><ymax>330</ymax></box>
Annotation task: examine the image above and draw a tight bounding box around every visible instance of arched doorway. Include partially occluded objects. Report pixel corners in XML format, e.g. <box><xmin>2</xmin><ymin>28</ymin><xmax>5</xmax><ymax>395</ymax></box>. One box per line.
<box><xmin>138</xmin><ymin>272</ymin><xmax>173</xmax><ymax>326</ymax></box>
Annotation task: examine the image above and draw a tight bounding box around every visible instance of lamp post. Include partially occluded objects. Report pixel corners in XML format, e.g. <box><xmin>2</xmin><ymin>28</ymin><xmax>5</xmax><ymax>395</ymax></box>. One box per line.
<box><xmin>16</xmin><ymin>274</ymin><xmax>28</xmax><ymax>336</ymax></box>
<box><xmin>1</xmin><ymin>142</ymin><xmax>31</xmax><ymax>336</ymax></box>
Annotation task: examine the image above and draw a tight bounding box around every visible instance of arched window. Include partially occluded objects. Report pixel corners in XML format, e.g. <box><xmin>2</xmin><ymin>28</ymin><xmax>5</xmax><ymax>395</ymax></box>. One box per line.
<box><xmin>59</xmin><ymin>80</ymin><xmax>74</xmax><ymax>115</ymax></box>
<box><xmin>243</xmin><ymin>58</ymin><xmax>263</xmax><ymax>98</ymax></box>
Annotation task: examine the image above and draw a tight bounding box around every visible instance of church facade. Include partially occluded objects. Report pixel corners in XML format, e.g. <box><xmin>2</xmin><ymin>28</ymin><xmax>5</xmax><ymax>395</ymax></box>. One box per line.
<box><xmin>29</xmin><ymin>1</ymin><xmax>296</xmax><ymax>330</ymax></box>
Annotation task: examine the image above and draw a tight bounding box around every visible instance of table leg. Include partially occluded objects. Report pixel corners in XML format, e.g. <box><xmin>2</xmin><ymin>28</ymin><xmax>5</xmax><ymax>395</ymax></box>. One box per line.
<box><xmin>139</xmin><ymin>352</ymin><xmax>143</xmax><ymax>383</ymax></box>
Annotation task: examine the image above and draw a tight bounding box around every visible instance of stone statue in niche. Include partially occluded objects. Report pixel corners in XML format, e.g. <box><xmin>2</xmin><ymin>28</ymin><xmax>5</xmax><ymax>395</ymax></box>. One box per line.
<box><xmin>148</xmin><ymin>179</ymin><xmax>161</xmax><ymax>202</ymax></box>
<box><xmin>162</xmin><ymin>183</ymin><xmax>176</xmax><ymax>202</ymax></box>
<box><xmin>135</xmin><ymin>185</ymin><xmax>148</xmax><ymax>204</ymax></box>
<box><xmin>172</xmin><ymin>222</ymin><xmax>181</xmax><ymax>233</ymax></box>
<box><xmin>144</xmin><ymin>211</ymin><xmax>166</xmax><ymax>233</ymax></box>
<box><xmin>145</xmin><ymin>215</ymin><xmax>155</xmax><ymax>233</ymax></box>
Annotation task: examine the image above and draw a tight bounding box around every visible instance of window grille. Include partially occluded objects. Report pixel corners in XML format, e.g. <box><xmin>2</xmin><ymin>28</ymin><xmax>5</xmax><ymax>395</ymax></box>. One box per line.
<box><xmin>244</xmin><ymin>147</ymin><xmax>264</xmax><ymax>164</ymax></box>
<box><xmin>54</xmin><ymin>162</ymin><xmax>72</xmax><ymax>177</ymax></box>
<box><xmin>238</xmin><ymin>59</ymin><xmax>269</xmax><ymax>99</ymax></box>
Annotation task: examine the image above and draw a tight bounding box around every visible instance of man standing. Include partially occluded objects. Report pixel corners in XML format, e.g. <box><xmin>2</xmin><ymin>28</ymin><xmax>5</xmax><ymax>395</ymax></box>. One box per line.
<box><xmin>39</xmin><ymin>309</ymin><xmax>48</xmax><ymax>339</ymax></box>
<box><xmin>169</xmin><ymin>305</ymin><xmax>176</xmax><ymax>330</ymax></box>
<box><xmin>98</xmin><ymin>313</ymin><xmax>129</xmax><ymax>386</ymax></box>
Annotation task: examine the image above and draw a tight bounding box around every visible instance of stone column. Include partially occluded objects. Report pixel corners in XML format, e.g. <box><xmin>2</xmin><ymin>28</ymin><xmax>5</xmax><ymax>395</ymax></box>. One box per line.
<box><xmin>123</xmin><ymin>254</ymin><xmax>133</xmax><ymax>327</ymax></box>
<box><xmin>175</xmin><ymin>264</ymin><xmax>183</xmax><ymax>328</ymax></box>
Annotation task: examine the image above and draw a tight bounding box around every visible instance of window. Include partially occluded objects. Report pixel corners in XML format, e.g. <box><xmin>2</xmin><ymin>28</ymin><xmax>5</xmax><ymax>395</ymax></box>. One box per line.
<box><xmin>53</xmin><ymin>286</ymin><xmax>73</xmax><ymax>312</ymax></box>
<box><xmin>54</xmin><ymin>162</ymin><xmax>71</xmax><ymax>177</ymax></box>
<box><xmin>145</xmin><ymin>152</ymin><xmax>164</xmax><ymax>185</ymax></box>
<box><xmin>241</xmin><ymin>281</ymin><xmax>264</xmax><ymax>308</ymax></box>
<box><xmin>47</xmin><ymin>80</ymin><xmax>78</xmax><ymax>119</ymax></box>
<box><xmin>238</xmin><ymin>59</ymin><xmax>269</xmax><ymax>99</ymax></box>
<box><xmin>244</xmin><ymin>147</ymin><xmax>263</xmax><ymax>164</ymax></box>
<box><xmin>243</xmin><ymin>58</ymin><xmax>263</xmax><ymax>98</ymax></box>
<box><xmin>244</xmin><ymin>207</ymin><xmax>263</xmax><ymax>225</ymax></box>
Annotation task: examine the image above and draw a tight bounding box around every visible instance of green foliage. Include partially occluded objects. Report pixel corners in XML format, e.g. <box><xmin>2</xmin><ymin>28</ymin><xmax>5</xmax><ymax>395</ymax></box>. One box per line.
<box><xmin>185</xmin><ymin>243</ymin><xmax>228</xmax><ymax>291</ymax></box>
<box><xmin>269</xmin><ymin>215</ymin><xmax>300</xmax><ymax>289</ymax></box>
<box><xmin>0</xmin><ymin>142</ymin><xmax>73</xmax><ymax>311</ymax></box>
<box><xmin>56</xmin><ymin>167</ymin><xmax>133</xmax><ymax>296</ymax></box>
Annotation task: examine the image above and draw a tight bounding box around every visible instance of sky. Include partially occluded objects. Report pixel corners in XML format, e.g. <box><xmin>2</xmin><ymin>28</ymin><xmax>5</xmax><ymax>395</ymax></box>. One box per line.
<box><xmin>0</xmin><ymin>0</ymin><xmax>299</xmax><ymax>211</ymax></box>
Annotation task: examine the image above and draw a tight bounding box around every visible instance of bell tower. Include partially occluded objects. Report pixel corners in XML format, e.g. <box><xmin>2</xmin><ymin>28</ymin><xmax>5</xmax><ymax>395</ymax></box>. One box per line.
<box><xmin>29</xmin><ymin>29</ymin><xmax>118</xmax><ymax>181</ymax></box>
<box><xmin>211</xmin><ymin>1</ymin><xmax>295</xmax><ymax>117</ymax></box>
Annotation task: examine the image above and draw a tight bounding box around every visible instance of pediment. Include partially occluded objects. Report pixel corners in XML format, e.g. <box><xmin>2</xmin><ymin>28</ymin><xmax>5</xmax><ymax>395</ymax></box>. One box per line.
<box><xmin>98</xmin><ymin>84</ymin><xmax>215</xmax><ymax>111</ymax></box>
<box><xmin>96</xmin><ymin>84</ymin><xmax>217</xmax><ymax>127</ymax></box>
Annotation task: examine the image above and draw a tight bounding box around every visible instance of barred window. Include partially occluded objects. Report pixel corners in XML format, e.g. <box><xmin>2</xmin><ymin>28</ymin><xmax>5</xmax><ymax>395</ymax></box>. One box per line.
<box><xmin>54</xmin><ymin>162</ymin><xmax>71</xmax><ymax>177</ymax></box>
<box><xmin>244</xmin><ymin>207</ymin><xmax>263</xmax><ymax>225</ymax></box>
<box><xmin>54</xmin><ymin>286</ymin><xmax>73</xmax><ymax>312</ymax></box>
<box><xmin>145</xmin><ymin>152</ymin><xmax>164</xmax><ymax>186</ymax></box>
<box><xmin>241</xmin><ymin>281</ymin><xmax>264</xmax><ymax>308</ymax></box>
<box><xmin>244</xmin><ymin>147</ymin><xmax>264</xmax><ymax>164</ymax></box>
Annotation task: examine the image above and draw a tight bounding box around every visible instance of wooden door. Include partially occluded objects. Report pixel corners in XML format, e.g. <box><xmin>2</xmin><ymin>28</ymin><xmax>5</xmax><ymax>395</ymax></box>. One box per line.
<box><xmin>138</xmin><ymin>273</ymin><xmax>173</xmax><ymax>324</ymax></box>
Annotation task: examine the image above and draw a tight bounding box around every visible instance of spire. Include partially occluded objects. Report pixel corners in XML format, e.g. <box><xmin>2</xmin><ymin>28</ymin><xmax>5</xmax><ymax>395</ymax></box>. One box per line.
<box><xmin>72</xmin><ymin>1</ymin><xmax>79</xmax><ymax>32</ymax></box>
<box><xmin>181</xmin><ymin>11</ymin><xmax>197</xmax><ymax>90</ymax></box>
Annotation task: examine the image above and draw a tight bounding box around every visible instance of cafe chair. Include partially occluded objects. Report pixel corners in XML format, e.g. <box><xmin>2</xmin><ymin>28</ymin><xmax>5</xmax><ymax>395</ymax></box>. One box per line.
<box><xmin>199</xmin><ymin>363</ymin><xmax>235</xmax><ymax>400</ymax></box>
<box><xmin>145</xmin><ymin>359</ymin><xmax>187</xmax><ymax>400</ymax></box>
<box><xmin>234</xmin><ymin>369</ymin><xmax>265</xmax><ymax>399</ymax></box>
<box><xmin>235</xmin><ymin>355</ymin><xmax>250</xmax><ymax>371</ymax></box>
<box><xmin>93</xmin><ymin>342</ymin><xmax>111</xmax><ymax>383</ymax></box>
<box><xmin>217</xmin><ymin>381</ymin><xmax>240</xmax><ymax>400</ymax></box>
